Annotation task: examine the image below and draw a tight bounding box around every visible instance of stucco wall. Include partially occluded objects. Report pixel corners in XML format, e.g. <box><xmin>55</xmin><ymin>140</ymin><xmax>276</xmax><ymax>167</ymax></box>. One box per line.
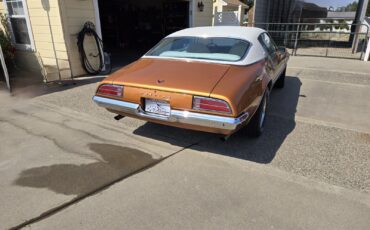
<box><xmin>193</xmin><ymin>0</ymin><xmax>213</xmax><ymax>27</ymax></box>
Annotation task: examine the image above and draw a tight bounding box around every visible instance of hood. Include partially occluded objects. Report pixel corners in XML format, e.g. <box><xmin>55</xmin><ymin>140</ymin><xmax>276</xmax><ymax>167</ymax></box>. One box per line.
<box><xmin>107</xmin><ymin>58</ymin><xmax>231</xmax><ymax>96</ymax></box>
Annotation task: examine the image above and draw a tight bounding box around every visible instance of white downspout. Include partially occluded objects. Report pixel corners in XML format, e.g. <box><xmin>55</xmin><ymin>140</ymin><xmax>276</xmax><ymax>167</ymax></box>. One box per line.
<box><xmin>364</xmin><ymin>37</ymin><xmax>370</xmax><ymax>61</ymax></box>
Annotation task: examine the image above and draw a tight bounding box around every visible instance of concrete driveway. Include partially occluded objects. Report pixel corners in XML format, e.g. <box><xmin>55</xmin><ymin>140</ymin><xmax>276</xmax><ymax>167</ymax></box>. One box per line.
<box><xmin>0</xmin><ymin>56</ymin><xmax>369</xmax><ymax>230</ymax></box>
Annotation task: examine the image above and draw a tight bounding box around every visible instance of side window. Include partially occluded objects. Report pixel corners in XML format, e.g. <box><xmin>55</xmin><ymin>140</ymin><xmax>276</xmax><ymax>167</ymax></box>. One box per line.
<box><xmin>4</xmin><ymin>0</ymin><xmax>34</xmax><ymax>50</ymax></box>
<box><xmin>258</xmin><ymin>33</ymin><xmax>277</xmax><ymax>56</ymax></box>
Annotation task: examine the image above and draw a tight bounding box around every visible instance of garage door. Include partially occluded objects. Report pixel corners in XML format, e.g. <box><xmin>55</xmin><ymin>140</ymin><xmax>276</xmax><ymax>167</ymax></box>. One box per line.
<box><xmin>98</xmin><ymin>0</ymin><xmax>190</xmax><ymax>53</ymax></box>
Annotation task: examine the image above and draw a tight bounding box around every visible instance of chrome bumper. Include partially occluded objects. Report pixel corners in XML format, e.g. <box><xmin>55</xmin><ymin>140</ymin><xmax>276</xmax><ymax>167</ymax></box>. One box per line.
<box><xmin>93</xmin><ymin>96</ymin><xmax>249</xmax><ymax>130</ymax></box>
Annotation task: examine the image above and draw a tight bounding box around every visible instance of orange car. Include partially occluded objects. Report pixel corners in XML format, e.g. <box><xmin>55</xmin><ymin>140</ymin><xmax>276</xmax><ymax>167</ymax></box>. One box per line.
<box><xmin>93</xmin><ymin>27</ymin><xmax>289</xmax><ymax>138</ymax></box>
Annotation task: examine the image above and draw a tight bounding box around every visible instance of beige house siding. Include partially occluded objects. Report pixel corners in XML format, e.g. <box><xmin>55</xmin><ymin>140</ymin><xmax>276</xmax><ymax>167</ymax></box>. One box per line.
<box><xmin>0</xmin><ymin>1</ymin><xmax>4</xmax><ymax>31</ymax></box>
<box><xmin>0</xmin><ymin>1</ymin><xmax>4</xmax><ymax>15</ymax></box>
<box><xmin>27</xmin><ymin>0</ymin><xmax>71</xmax><ymax>80</ymax></box>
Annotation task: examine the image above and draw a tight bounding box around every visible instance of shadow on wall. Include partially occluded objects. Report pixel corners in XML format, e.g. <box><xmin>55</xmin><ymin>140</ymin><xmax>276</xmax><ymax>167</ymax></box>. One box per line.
<box><xmin>11</xmin><ymin>50</ymin><xmax>71</xmax><ymax>84</ymax></box>
<box><xmin>1</xmin><ymin>45</ymin><xmax>104</xmax><ymax>98</ymax></box>
<box><xmin>3</xmin><ymin>51</ymin><xmax>44</xmax><ymax>85</ymax></box>
<box><xmin>0</xmin><ymin>51</ymin><xmax>41</xmax><ymax>94</ymax></box>
<box><xmin>1</xmin><ymin>51</ymin><xmax>50</xmax><ymax>93</ymax></box>
<box><xmin>133</xmin><ymin>76</ymin><xmax>302</xmax><ymax>164</ymax></box>
<box><xmin>14</xmin><ymin>143</ymin><xmax>158</xmax><ymax>196</ymax></box>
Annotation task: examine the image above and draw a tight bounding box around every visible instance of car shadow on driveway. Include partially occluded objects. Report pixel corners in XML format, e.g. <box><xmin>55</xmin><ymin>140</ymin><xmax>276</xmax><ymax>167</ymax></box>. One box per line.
<box><xmin>133</xmin><ymin>76</ymin><xmax>302</xmax><ymax>164</ymax></box>
<box><xmin>14</xmin><ymin>143</ymin><xmax>158</xmax><ymax>196</ymax></box>
<box><xmin>13</xmin><ymin>77</ymin><xmax>301</xmax><ymax>195</ymax></box>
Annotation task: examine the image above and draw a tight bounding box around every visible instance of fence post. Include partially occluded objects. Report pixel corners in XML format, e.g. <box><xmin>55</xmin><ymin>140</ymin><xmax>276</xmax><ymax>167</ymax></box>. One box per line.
<box><xmin>352</xmin><ymin>24</ymin><xmax>361</xmax><ymax>54</ymax></box>
<box><xmin>326</xmin><ymin>27</ymin><xmax>333</xmax><ymax>57</ymax></box>
<box><xmin>238</xmin><ymin>5</ymin><xmax>243</xmax><ymax>26</ymax></box>
<box><xmin>293</xmin><ymin>24</ymin><xmax>301</xmax><ymax>56</ymax></box>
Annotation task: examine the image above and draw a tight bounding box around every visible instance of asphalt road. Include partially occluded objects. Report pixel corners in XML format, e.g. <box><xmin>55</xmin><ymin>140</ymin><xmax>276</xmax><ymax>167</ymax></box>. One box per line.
<box><xmin>0</xmin><ymin>56</ymin><xmax>369</xmax><ymax>230</ymax></box>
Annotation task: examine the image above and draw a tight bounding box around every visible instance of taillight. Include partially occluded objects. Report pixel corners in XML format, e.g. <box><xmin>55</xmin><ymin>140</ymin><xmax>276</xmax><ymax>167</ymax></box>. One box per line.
<box><xmin>97</xmin><ymin>84</ymin><xmax>123</xmax><ymax>97</ymax></box>
<box><xmin>193</xmin><ymin>96</ymin><xmax>232</xmax><ymax>114</ymax></box>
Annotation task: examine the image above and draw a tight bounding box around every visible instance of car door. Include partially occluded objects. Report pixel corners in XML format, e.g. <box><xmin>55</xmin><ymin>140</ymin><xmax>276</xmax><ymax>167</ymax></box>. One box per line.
<box><xmin>258</xmin><ymin>33</ymin><xmax>280</xmax><ymax>82</ymax></box>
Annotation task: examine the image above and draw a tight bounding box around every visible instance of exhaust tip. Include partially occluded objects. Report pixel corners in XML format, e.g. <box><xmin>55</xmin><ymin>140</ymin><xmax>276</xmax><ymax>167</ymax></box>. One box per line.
<box><xmin>114</xmin><ymin>115</ymin><xmax>125</xmax><ymax>121</ymax></box>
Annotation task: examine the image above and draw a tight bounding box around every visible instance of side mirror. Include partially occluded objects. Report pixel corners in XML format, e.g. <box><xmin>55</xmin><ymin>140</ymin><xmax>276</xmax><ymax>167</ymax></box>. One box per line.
<box><xmin>278</xmin><ymin>47</ymin><xmax>287</xmax><ymax>54</ymax></box>
<box><xmin>277</xmin><ymin>47</ymin><xmax>287</xmax><ymax>59</ymax></box>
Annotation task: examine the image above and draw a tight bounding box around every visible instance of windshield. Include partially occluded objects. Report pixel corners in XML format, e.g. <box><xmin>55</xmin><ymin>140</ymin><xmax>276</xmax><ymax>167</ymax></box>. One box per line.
<box><xmin>146</xmin><ymin>37</ymin><xmax>250</xmax><ymax>62</ymax></box>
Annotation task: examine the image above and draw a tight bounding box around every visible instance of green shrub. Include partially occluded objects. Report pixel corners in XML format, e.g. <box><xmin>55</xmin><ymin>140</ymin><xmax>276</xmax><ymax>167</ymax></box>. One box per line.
<box><xmin>0</xmin><ymin>13</ymin><xmax>15</xmax><ymax>62</ymax></box>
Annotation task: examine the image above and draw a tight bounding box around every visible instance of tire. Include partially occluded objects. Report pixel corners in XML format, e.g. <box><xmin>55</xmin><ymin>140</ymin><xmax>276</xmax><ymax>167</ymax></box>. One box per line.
<box><xmin>275</xmin><ymin>67</ymin><xmax>286</xmax><ymax>89</ymax></box>
<box><xmin>247</xmin><ymin>90</ymin><xmax>269</xmax><ymax>138</ymax></box>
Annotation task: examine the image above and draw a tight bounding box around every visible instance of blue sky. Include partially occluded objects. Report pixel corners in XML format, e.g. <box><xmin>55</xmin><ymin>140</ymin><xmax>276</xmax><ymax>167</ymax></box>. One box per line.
<box><xmin>305</xmin><ymin>0</ymin><xmax>358</xmax><ymax>9</ymax></box>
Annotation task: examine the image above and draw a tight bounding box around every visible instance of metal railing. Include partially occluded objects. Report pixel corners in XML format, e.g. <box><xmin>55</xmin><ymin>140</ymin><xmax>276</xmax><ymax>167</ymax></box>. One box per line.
<box><xmin>249</xmin><ymin>22</ymin><xmax>370</xmax><ymax>60</ymax></box>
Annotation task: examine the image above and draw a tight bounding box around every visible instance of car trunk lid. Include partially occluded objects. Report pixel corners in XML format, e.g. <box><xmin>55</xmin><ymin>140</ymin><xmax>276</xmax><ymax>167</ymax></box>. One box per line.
<box><xmin>109</xmin><ymin>58</ymin><xmax>230</xmax><ymax>96</ymax></box>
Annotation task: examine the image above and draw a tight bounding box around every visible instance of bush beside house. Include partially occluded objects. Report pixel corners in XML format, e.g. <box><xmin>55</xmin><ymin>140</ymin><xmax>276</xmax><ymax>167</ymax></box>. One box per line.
<box><xmin>0</xmin><ymin>13</ymin><xmax>15</xmax><ymax>64</ymax></box>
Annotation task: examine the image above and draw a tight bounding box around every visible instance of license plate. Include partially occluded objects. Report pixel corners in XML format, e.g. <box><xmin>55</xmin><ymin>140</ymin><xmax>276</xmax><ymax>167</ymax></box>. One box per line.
<box><xmin>145</xmin><ymin>99</ymin><xmax>170</xmax><ymax>116</ymax></box>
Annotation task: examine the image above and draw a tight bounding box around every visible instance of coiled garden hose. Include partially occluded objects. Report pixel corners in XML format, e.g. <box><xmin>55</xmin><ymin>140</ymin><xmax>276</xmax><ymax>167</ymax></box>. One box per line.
<box><xmin>77</xmin><ymin>21</ymin><xmax>111</xmax><ymax>75</ymax></box>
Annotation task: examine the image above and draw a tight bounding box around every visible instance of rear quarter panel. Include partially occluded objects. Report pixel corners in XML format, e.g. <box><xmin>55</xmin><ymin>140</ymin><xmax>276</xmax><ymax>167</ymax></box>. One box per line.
<box><xmin>210</xmin><ymin>60</ymin><xmax>270</xmax><ymax>117</ymax></box>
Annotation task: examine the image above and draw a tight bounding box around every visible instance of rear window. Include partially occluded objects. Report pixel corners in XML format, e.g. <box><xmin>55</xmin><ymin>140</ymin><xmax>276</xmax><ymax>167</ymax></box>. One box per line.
<box><xmin>146</xmin><ymin>37</ymin><xmax>250</xmax><ymax>62</ymax></box>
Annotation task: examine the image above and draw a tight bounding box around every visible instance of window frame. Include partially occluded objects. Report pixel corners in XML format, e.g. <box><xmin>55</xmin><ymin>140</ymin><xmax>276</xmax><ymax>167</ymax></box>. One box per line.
<box><xmin>145</xmin><ymin>36</ymin><xmax>251</xmax><ymax>63</ymax></box>
<box><xmin>258</xmin><ymin>32</ymin><xmax>278</xmax><ymax>57</ymax></box>
<box><xmin>3</xmin><ymin>0</ymin><xmax>35</xmax><ymax>51</ymax></box>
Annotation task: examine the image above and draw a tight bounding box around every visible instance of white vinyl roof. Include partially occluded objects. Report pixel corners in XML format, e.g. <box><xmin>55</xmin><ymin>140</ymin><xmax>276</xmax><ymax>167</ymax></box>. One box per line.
<box><xmin>167</xmin><ymin>26</ymin><xmax>265</xmax><ymax>41</ymax></box>
<box><xmin>145</xmin><ymin>26</ymin><xmax>268</xmax><ymax>66</ymax></box>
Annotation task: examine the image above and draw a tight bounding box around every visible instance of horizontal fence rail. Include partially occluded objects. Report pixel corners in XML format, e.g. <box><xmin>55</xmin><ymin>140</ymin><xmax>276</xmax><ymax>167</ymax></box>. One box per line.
<box><xmin>249</xmin><ymin>22</ymin><xmax>370</xmax><ymax>60</ymax></box>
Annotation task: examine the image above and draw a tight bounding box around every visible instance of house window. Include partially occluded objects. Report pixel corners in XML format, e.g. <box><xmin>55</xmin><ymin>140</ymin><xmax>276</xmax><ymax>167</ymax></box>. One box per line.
<box><xmin>4</xmin><ymin>0</ymin><xmax>34</xmax><ymax>50</ymax></box>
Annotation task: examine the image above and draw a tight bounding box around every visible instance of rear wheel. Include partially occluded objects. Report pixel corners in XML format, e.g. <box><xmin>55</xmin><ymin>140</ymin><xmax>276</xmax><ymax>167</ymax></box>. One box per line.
<box><xmin>275</xmin><ymin>67</ymin><xmax>286</xmax><ymax>89</ymax></box>
<box><xmin>247</xmin><ymin>90</ymin><xmax>269</xmax><ymax>138</ymax></box>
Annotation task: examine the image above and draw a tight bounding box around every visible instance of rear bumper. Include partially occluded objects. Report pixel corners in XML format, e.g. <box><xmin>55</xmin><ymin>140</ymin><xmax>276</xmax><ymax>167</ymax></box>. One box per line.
<box><xmin>93</xmin><ymin>96</ymin><xmax>249</xmax><ymax>131</ymax></box>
